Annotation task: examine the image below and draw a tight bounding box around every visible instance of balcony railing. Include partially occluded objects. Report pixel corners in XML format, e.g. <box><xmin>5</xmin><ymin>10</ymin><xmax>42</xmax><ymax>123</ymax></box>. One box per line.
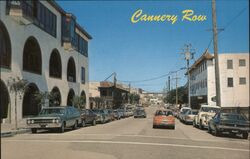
<box><xmin>6</xmin><ymin>0</ymin><xmax>34</xmax><ymax>24</ymax></box>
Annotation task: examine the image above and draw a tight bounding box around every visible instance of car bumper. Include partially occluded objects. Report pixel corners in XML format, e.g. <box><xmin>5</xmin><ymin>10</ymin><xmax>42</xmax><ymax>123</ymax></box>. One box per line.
<box><xmin>27</xmin><ymin>123</ymin><xmax>62</xmax><ymax>129</ymax></box>
<box><xmin>218</xmin><ymin>125</ymin><xmax>249</xmax><ymax>132</ymax></box>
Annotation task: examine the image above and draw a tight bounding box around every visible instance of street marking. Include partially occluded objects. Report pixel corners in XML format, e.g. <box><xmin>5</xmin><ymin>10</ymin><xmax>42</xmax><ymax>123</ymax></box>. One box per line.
<box><xmin>24</xmin><ymin>133</ymin><xmax>249</xmax><ymax>144</ymax></box>
<box><xmin>3</xmin><ymin>139</ymin><xmax>249</xmax><ymax>152</ymax></box>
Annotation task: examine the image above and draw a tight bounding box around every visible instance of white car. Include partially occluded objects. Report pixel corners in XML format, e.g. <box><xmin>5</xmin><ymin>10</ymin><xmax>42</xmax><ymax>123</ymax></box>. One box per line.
<box><xmin>179</xmin><ymin>107</ymin><xmax>191</xmax><ymax>122</ymax></box>
<box><xmin>193</xmin><ymin>105</ymin><xmax>220</xmax><ymax>129</ymax></box>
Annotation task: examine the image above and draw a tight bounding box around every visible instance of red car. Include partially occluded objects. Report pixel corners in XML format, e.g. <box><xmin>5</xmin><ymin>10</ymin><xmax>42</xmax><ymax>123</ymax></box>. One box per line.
<box><xmin>153</xmin><ymin>109</ymin><xmax>175</xmax><ymax>129</ymax></box>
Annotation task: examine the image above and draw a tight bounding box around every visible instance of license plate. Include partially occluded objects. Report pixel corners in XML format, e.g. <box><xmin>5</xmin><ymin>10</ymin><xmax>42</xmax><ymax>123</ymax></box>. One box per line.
<box><xmin>40</xmin><ymin>124</ymin><xmax>46</xmax><ymax>128</ymax></box>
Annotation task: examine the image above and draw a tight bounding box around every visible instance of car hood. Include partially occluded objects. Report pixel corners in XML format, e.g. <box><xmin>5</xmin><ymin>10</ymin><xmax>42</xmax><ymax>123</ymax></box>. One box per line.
<box><xmin>28</xmin><ymin>114</ymin><xmax>63</xmax><ymax>119</ymax></box>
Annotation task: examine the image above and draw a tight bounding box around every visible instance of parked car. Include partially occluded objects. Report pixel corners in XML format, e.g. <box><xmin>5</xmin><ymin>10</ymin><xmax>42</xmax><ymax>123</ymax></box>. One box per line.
<box><xmin>134</xmin><ymin>109</ymin><xmax>146</xmax><ymax>118</ymax></box>
<box><xmin>208</xmin><ymin>112</ymin><xmax>249</xmax><ymax>139</ymax></box>
<box><xmin>179</xmin><ymin>107</ymin><xmax>191</xmax><ymax>121</ymax></box>
<box><xmin>183</xmin><ymin>109</ymin><xmax>198</xmax><ymax>124</ymax></box>
<box><xmin>26</xmin><ymin>106</ymin><xmax>81</xmax><ymax>133</ymax></box>
<box><xmin>92</xmin><ymin>109</ymin><xmax>110</xmax><ymax>124</ymax></box>
<box><xmin>153</xmin><ymin>109</ymin><xmax>175</xmax><ymax>129</ymax></box>
<box><xmin>113</xmin><ymin>109</ymin><xmax>122</xmax><ymax>120</ymax></box>
<box><xmin>107</xmin><ymin>109</ymin><xmax>115</xmax><ymax>121</ymax></box>
<box><xmin>80</xmin><ymin>109</ymin><xmax>97</xmax><ymax>126</ymax></box>
<box><xmin>193</xmin><ymin>105</ymin><xmax>220</xmax><ymax>129</ymax></box>
<box><xmin>117</xmin><ymin>109</ymin><xmax>126</xmax><ymax>118</ymax></box>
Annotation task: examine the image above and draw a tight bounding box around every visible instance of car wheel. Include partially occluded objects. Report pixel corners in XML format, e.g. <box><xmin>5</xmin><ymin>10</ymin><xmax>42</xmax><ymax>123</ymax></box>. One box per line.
<box><xmin>242</xmin><ymin>132</ymin><xmax>248</xmax><ymax>139</ymax></box>
<box><xmin>92</xmin><ymin>120</ymin><xmax>96</xmax><ymax>126</ymax></box>
<box><xmin>72</xmin><ymin>121</ymin><xmax>78</xmax><ymax>130</ymax></box>
<box><xmin>59</xmin><ymin>123</ymin><xmax>65</xmax><ymax>133</ymax></box>
<box><xmin>172</xmin><ymin>126</ymin><xmax>175</xmax><ymax>130</ymax></box>
<box><xmin>31</xmin><ymin>128</ymin><xmax>37</xmax><ymax>134</ymax></box>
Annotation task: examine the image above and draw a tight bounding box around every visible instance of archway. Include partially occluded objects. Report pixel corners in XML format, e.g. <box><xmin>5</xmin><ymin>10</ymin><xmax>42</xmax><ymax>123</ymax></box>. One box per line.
<box><xmin>50</xmin><ymin>87</ymin><xmax>61</xmax><ymax>106</ymax></box>
<box><xmin>49</xmin><ymin>49</ymin><xmax>62</xmax><ymax>78</ymax></box>
<box><xmin>22</xmin><ymin>83</ymin><xmax>41</xmax><ymax>117</ymax></box>
<box><xmin>23</xmin><ymin>36</ymin><xmax>42</xmax><ymax>74</ymax></box>
<box><xmin>0</xmin><ymin>20</ymin><xmax>11</xmax><ymax>69</ymax></box>
<box><xmin>67</xmin><ymin>57</ymin><xmax>76</xmax><ymax>82</ymax></box>
<box><xmin>0</xmin><ymin>80</ymin><xmax>10</xmax><ymax>121</ymax></box>
<box><xmin>67</xmin><ymin>89</ymin><xmax>75</xmax><ymax>106</ymax></box>
<box><xmin>80</xmin><ymin>90</ymin><xmax>87</xmax><ymax>108</ymax></box>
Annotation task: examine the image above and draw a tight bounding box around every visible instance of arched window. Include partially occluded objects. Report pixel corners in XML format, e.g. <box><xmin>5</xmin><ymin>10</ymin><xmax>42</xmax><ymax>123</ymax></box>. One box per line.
<box><xmin>50</xmin><ymin>87</ymin><xmax>61</xmax><ymax>106</ymax></box>
<box><xmin>67</xmin><ymin>89</ymin><xmax>75</xmax><ymax>106</ymax></box>
<box><xmin>67</xmin><ymin>57</ymin><xmax>76</xmax><ymax>82</ymax></box>
<box><xmin>0</xmin><ymin>20</ymin><xmax>11</xmax><ymax>69</ymax></box>
<box><xmin>81</xmin><ymin>90</ymin><xmax>87</xmax><ymax>108</ymax></box>
<box><xmin>49</xmin><ymin>49</ymin><xmax>62</xmax><ymax>78</ymax></box>
<box><xmin>22</xmin><ymin>83</ymin><xmax>41</xmax><ymax>117</ymax></box>
<box><xmin>23</xmin><ymin>37</ymin><xmax>42</xmax><ymax>74</ymax></box>
<box><xmin>0</xmin><ymin>80</ymin><xmax>10</xmax><ymax>120</ymax></box>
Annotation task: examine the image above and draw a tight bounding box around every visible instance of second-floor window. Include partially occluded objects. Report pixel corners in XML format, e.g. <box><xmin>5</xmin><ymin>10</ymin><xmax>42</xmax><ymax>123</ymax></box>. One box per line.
<box><xmin>239</xmin><ymin>77</ymin><xmax>246</xmax><ymax>85</ymax></box>
<box><xmin>227</xmin><ymin>60</ymin><xmax>233</xmax><ymax>69</ymax></box>
<box><xmin>239</xmin><ymin>59</ymin><xmax>246</xmax><ymax>67</ymax></box>
<box><xmin>227</xmin><ymin>78</ymin><xmax>234</xmax><ymax>87</ymax></box>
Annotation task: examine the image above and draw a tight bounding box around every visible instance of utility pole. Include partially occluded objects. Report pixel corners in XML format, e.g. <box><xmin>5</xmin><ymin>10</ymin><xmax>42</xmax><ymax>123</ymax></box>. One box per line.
<box><xmin>181</xmin><ymin>44</ymin><xmax>195</xmax><ymax>108</ymax></box>
<box><xmin>212</xmin><ymin>0</ymin><xmax>221</xmax><ymax>106</ymax></box>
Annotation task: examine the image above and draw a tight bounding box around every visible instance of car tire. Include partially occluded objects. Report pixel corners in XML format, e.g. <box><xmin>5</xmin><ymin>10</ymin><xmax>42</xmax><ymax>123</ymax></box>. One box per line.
<box><xmin>59</xmin><ymin>123</ymin><xmax>65</xmax><ymax>133</ymax></box>
<box><xmin>92</xmin><ymin>120</ymin><xmax>96</xmax><ymax>126</ymax></box>
<box><xmin>172</xmin><ymin>126</ymin><xmax>175</xmax><ymax>130</ymax></box>
<box><xmin>31</xmin><ymin>128</ymin><xmax>37</xmax><ymax>134</ymax></box>
<box><xmin>242</xmin><ymin>132</ymin><xmax>248</xmax><ymax>139</ymax></box>
<box><xmin>153</xmin><ymin>125</ymin><xmax>156</xmax><ymax>129</ymax></box>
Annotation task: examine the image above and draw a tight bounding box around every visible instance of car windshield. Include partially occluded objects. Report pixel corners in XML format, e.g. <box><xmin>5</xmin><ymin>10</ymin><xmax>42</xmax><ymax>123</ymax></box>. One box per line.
<box><xmin>39</xmin><ymin>108</ymin><xmax>65</xmax><ymax>115</ymax></box>
<box><xmin>156</xmin><ymin>110</ymin><xmax>173</xmax><ymax>116</ymax></box>
<box><xmin>192</xmin><ymin>111</ymin><xmax>198</xmax><ymax>115</ymax></box>
<box><xmin>221</xmin><ymin>113</ymin><xmax>247</xmax><ymax>121</ymax></box>
<box><xmin>181</xmin><ymin>108</ymin><xmax>190</xmax><ymax>114</ymax></box>
<box><xmin>136</xmin><ymin>110</ymin><xmax>145</xmax><ymax>114</ymax></box>
<box><xmin>201</xmin><ymin>107</ymin><xmax>220</xmax><ymax>113</ymax></box>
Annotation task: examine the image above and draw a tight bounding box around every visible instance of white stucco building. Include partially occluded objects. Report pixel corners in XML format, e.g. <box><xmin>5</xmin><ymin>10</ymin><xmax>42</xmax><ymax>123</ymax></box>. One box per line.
<box><xmin>189</xmin><ymin>51</ymin><xmax>249</xmax><ymax>115</ymax></box>
<box><xmin>0</xmin><ymin>1</ymin><xmax>92</xmax><ymax>126</ymax></box>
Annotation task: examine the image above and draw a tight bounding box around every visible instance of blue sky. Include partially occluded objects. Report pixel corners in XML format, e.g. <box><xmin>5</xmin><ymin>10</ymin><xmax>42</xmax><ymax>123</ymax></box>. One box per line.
<box><xmin>57</xmin><ymin>0</ymin><xmax>249</xmax><ymax>92</ymax></box>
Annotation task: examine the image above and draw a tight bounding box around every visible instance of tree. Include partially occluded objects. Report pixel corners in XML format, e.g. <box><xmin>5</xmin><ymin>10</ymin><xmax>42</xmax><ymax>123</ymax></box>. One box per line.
<box><xmin>164</xmin><ymin>86</ymin><xmax>188</xmax><ymax>105</ymax></box>
<box><xmin>72</xmin><ymin>95</ymin><xmax>86</xmax><ymax>109</ymax></box>
<box><xmin>129</xmin><ymin>93</ymin><xmax>140</xmax><ymax>104</ymax></box>
<box><xmin>34</xmin><ymin>91</ymin><xmax>60</xmax><ymax>108</ymax></box>
<box><xmin>7</xmin><ymin>76</ymin><xmax>29</xmax><ymax>130</ymax></box>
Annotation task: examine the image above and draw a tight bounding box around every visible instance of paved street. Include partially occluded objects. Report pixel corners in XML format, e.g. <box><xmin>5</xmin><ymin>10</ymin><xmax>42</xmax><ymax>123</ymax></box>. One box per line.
<box><xmin>2</xmin><ymin>106</ymin><xmax>249</xmax><ymax>159</ymax></box>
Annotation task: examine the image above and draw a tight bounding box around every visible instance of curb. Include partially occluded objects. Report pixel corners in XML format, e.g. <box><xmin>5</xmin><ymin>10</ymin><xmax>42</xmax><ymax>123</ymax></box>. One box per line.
<box><xmin>1</xmin><ymin>129</ymin><xmax>31</xmax><ymax>138</ymax></box>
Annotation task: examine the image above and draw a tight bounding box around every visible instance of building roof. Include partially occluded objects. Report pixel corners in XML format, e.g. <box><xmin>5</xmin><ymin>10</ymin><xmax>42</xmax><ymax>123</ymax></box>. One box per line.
<box><xmin>188</xmin><ymin>50</ymin><xmax>214</xmax><ymax>73</ymax></box>
<box><xmin>47</xmin><ymin>0</ymin><xmax>92</xmax><ymax>40</ymax></box>
<box><xmin>99</xmin><ymin>81</ymin><xmax>129</xmax><ymax>92</ymax></box>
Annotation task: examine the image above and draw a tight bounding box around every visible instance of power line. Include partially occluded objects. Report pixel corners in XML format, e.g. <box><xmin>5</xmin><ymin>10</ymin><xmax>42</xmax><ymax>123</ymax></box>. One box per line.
<box><xmin>206</xmin><ymin>6</ymin><xmax>248</xmax><ymax>50</ymax></box>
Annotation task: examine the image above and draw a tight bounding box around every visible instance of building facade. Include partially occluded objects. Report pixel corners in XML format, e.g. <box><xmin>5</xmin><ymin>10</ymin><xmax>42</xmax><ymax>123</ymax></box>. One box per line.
<box><xmin>0</xmin><ymin>1</ymin><xmax>92</xmax><ymax>126</ymax></box>
<box><xmin>189</xmin><ymin>51</ymin><xmax>249</xmax><ymax>116</ymax></box>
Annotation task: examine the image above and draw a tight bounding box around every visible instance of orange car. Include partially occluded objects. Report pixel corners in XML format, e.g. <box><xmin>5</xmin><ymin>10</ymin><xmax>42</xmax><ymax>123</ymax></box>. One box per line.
<box><xmin>153</xmin><ymin>109</ymin><xmax>175</xmax><ymax>129</ymax></box>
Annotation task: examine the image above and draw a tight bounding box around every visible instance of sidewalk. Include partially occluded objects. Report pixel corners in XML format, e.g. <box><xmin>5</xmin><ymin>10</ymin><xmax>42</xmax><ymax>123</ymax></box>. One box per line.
<box><xmin>1</xmin><ymin>123</ymin><xmax>31</xmax><ymax>138</ymax></box>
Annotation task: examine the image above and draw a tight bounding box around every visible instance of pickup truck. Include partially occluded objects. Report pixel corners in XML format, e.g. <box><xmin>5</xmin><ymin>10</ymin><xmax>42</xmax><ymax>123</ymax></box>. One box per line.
<box><xmin>193</xmin><ymin>105</ymin><xmax>220</xmax><ymax>129</ymax></box>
